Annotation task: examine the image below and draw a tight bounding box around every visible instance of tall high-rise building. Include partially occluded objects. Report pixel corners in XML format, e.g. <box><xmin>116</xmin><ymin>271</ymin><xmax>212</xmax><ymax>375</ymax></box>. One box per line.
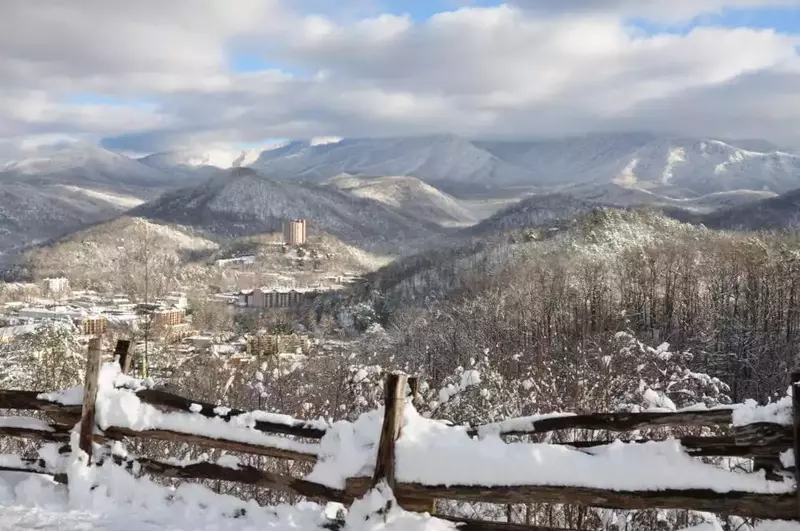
<box><xmin>282</xmin><ymin>219</ymin><xmax>307</xmax><ymax>245</ymax></box>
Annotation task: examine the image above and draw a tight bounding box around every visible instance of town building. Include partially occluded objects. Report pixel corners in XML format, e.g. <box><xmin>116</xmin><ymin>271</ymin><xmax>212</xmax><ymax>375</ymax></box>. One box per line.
<box><xmin>215</xmin><ymin>255</ymin><xmax>256</xmax><ymax>267</ymax></box>
<box><xmin>152</xmin><ymin>308</ymin><xmax>185</xmax><ymax>328</ymax></box>
<box><xmin>81</xmin><ymin>316</ymin><xmax>107</xmax><ymax>336</ymax></box>
<box><xmin>236</xmin><ymin>288</ymin><xmax>310</xmax><ymax>309</ymax></box>
<box><xmin>247</xmin><ymin>333</ymin><xmax>311</xmax><ymax>357</ymax></box>
<box><xmin>282</xmin><ymin>219</ymin><xmax>307</xmax><ymax>246</ymax></box>
<box><xmin>40</xmin><ymin>277</ymin><xmax>70</xmax><ymax>298</ymax></box>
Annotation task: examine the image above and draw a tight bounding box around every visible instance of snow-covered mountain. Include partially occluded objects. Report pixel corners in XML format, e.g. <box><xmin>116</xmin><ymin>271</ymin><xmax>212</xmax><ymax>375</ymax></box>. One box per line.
<box><xmin>250</xmin><ymin>134</ymin><xmax>529</xmax><ymax>187</ymax></box>
<box><xmin>462</xmin><ymin>184</ymin><xmax>783</xmax><ymax>237</ymax></box>
<box><xmin>2</xmin><ymin>132</ymin><xmax>797</xmax><ymax>255</ymax></box>
<box><xmin>0</xmin><ymin>142</ymin><xmax>210</xmax><ymax>257</ymax></box>
<box><xmin>0</xmin><ymin>142</ymin><xmax>179</xmax><ymax>197</ymax></box>
<box><xmin>324</xmin><ymin>174</ymin><xmax>478</xmax><ymax>227</ymax></box>
<box><xmin>131</xmin><ymin>168</ymin><xmax>444</xmax><ymax>254</ymax></box>
<box><xmin>700</xmin><ymin>187</ymin><xmax>800</xmax><ymax>230</ymax></box>
<box><xmin>0</xmin><ymin>182</ymin><xmax>139</xmax><ymax>259</ymax></box>
<box><xmin>19</xmin><ymin>216</ymin><xmax>218</xmax><ymax>288</ymax></box>
<box><xmin>477</xmin><ymin>133</ymin><xmax>800</xmax><ymax>195</ymax></box>
<box><xmin>243</xmin><ymin>133</ymin><xmax>800</xmax><ymax>197</ymax></box>
<box><xmin>466</xmin><ymin>193</ymin><xmax>598</xmax><ymax>236</ymax></box>
<box><xmin>6</xmin><ymin>132</ymin><xmax>798</xmax><ymax>199</ymax></box>
<box><xmin>558</xmin><ymin>182</ymin><xmax>778</xmax><ymax>213</ymax></box>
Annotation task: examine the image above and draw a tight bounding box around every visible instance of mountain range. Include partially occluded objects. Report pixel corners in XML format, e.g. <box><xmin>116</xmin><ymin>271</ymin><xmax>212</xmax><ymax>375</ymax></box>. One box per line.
<box><xmin>2</xmin><ymin>132</ymin><xmax>800</xmax><ymax>262</ymax></box>
<box><xmin>133</xmin><ymin>133</ymin><xmax>800</xmax><ymax>202</ymax></box>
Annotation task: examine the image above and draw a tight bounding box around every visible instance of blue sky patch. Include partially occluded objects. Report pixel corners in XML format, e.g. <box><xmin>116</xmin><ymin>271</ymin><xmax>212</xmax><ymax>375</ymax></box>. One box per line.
<box><xmin>64</xmin><ymin>92</ymin><xmax>155</xmax><ymax>108</ymax></box>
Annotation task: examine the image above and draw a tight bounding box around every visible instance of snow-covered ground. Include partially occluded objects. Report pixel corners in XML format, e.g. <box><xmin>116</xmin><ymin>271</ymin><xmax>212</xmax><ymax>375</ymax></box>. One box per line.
<box><xmin>0</xmin><ymin>469</ymin><xmax>324</xmax><ymax>531</ymax></box>
<box><xmin>0</xmin><ymin>470</ymin><xmax>453</xmax><ymax>531</ymax></box>
<box><xmin>0</xmin><ymin>470</ymin><xmax>796</xmax><ymax>531</ymax></box>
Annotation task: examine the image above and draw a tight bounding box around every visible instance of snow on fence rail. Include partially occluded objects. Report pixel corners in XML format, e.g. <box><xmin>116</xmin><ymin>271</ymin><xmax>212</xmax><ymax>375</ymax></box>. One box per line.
<box><xmin>0</xmin><ymin>340</ymin><xmax>799</xmax><ymax>529</ymax></box>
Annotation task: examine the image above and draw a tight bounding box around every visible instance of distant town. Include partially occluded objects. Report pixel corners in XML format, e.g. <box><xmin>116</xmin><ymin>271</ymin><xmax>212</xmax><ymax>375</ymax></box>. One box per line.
<box><xmin>0</xmin><ymin>218</ymin><xmax>366</xmax><ymax>374</ymax></box>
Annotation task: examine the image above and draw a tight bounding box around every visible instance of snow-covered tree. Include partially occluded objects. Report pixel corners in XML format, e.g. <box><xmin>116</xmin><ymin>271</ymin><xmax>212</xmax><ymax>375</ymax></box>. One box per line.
<box><xmin>0</xmin><ymin>320</ymin><xmax>85</xmax><ymax>390</ymax></box>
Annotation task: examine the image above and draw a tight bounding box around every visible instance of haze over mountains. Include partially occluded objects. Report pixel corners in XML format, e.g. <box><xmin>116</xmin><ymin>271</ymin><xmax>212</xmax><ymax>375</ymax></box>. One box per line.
<box><xmin>2</xmin><ymin>131</ymin><xmax>800</xmax><ymax>262</ymax></box>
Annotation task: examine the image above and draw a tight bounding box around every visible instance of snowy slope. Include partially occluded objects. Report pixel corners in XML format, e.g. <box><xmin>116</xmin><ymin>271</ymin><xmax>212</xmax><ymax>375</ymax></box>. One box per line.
<box><xmin>0</xmin><ymin>142</ymin><xmax>178</xmax><ymax>196</ymax></box>
<box><xmin>0</xmin><ymin>143</ymin><xmax>219</xmax><ymax>257</ymax></box>
<box><xmin>701</xmin><ymin>187</ymin><xmax>800</xmax><ymax>230</ymax></box>
<box><xmin>57</xmin><ymin>185</ymin><xmax>145</xmax><ymax>209</ymax></box>
<box><xmin>477</xmin><ymin>134</ymin><xmax>800</xmax><ymax>194</ymax></box>
<box><xmin>558</xmin><ymin>183</ymin><xmax>778</xmax><ymax>213</ymax></box>
<box><xmin>250</xmin><ymin>135</ymin><xmax>530</xmax><ymax>186</ymax></box>
<box><xmin>325</xmin><ymin>175</ymin><xmax>478</xmax><ymax>227</ymax></box>
<box><xmin>245</xmin><ymin>133</ymin><xmax>800</xmax><ymax>196</ymax></box>
<box><xmin>466</xmin><ymin>193</ymin><xmax>598</xmax><ymax>236</ymax></box>
<box><xmin>131</xmin><ymin>168</ymin><xmax>444</xmax><ymax>254</ymax></box>
<box><xmin>21</xmin><ymin>216</ymin><xmax>218</xmax><ymax>288</ymax></box>
<box><xmin>0</xmin><ymin>183</ymin><xmax>139</xmax><ymax>259</ymax></box>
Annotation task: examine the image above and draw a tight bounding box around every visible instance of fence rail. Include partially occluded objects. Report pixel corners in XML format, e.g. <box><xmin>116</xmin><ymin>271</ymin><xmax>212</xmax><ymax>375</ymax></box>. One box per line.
<box><xmin>0</xmin><ymin>340</ymin><xmax>797</xmax><ymax>531</ymax></box>
<box><xmin>468</xmin><ymin>409</ymin><xmax>737</xmax><ymax>438</ymax></box>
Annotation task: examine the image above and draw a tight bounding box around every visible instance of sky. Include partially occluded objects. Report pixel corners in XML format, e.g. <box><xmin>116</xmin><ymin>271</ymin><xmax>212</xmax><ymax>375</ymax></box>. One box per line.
<box><xmin>1</xmin><ymin>0</ymin><xmax>800</xmax><ymax>158</ymax></box>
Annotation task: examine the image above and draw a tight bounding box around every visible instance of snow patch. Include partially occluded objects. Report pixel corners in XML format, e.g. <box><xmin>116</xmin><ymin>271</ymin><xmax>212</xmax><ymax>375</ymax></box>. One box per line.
<box><xmin>310</xmin><ymin>137</ymin><xmax>343</xmax><ymax>147</ymax></box>
<box><xmin>662</xmin><ymin>147</ymin><xmax>685</xmax><ymax>184</ymax></box>
<box><xmin>345</xmin><ymin>483</ymin><xmax>454</xmax><ymax>531</ymax></box>
<box><xmin>612</xmin><ymin>158</ymin><xmax>639</xmax><ymax>187</ymax></box>
<box><xmin>0</xmin><ymin>416</ymin><xmax>55</xmax><ymax>432</ymax></box>
<box><xmin>58</xmin><ymin>185</ymin><xmax>144</xmax><ymax>209</ymax></box>
<box><xmin>732</xmin><ymin>393</ymin><xmax>792</xmax><ymax>427</ymax></box>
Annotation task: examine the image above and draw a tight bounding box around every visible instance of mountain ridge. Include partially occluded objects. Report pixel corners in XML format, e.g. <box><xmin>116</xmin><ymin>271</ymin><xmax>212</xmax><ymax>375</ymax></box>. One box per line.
<box><xmin>130</xmin><ymin>167</ymin><xmax>446</xmax><ymax>255</ymax></box>
<box><xmin>323</xmin><ymin>174</ymin><xmax>478</xmax><ymax>227</ymax></box>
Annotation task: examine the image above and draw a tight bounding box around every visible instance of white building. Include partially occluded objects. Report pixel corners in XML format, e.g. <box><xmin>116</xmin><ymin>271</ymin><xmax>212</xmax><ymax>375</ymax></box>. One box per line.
<box><xmin>215</xmin><ymin>255</ymin><xmax>256</xmax><ymax>267</ymax></box>
<box><xmin>235</xmin><ymin>287</ymin><xmax>313</xmax><ymax>309</ymax></box>
<box><xmin>40</xmin><ymin>277</ymin><xmax>70</xmax><ymax>298</ymax></box>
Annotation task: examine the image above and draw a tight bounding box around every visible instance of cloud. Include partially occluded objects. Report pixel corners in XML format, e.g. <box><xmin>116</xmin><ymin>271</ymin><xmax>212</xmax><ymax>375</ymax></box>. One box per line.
<box><xmin>510</xmin><ymin>0</ymin><xmax>800</xmax><ymax>21</ymax></box>
<box><xmin>2</xmin><ymin>0</ymin><xmax>800</xmax><ymax>154</ymax></box>
<box><xmin>0</xmin><ymin>0</ymin><xmax>284</xmax><ymax>88</ymax></box>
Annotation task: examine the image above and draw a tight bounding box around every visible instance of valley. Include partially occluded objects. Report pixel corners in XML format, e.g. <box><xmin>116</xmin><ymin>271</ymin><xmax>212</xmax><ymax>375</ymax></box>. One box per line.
<box><xmin>1</xmin><ymin>132</ymin><xmax>799</xmax><ymax>531</ymax></box>
<box><xmin>7</xmin><ymin>3</ymin><xmax>800</xmax><ymax>529</ymax></box>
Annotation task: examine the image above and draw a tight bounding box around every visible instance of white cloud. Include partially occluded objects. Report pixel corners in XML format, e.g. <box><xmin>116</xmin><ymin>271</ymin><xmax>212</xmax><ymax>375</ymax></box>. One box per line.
<box><xmin>511</xmin><ymin>0</ymin><xmax>800</xmax><ymax>21</ymax></box>
<box><xmin>2</xmin><ymin>1</ymin><xmax>800</xmax><ymax>152</ymax></box>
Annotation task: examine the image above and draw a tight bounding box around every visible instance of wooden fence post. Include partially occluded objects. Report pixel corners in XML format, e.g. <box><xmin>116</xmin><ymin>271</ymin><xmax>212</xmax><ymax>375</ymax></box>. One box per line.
<box><xmin>792</xmin><ymin>371</ymin><xmax>800</xmax><ymax>518</ymax></box>
<box><xmin>114</xmin><ymin>339</ymin><xmax>133</xmax><ymax>375</ymax></box>
<box><xmin>78</xmin><ymin>338</ymin><xmax>102</xmax><ymax>463</ymax></box>
<box><xmin>372</xmin><ymin>373</ymin><xmax>434</xmax><ymax>514</ymax></box>
<box><xmin>372</xmin><ymin>372</ymin><xmax>407</xmax><ymax>488</ymax></box>
<box><xmin>408</xmin><ymin>376</ymin><xmax>420</xmax><ymax>407</ymax></box>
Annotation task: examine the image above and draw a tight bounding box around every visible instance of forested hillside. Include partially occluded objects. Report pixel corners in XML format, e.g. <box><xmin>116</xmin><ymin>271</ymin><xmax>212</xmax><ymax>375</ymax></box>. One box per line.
<box><xmin>368</xmin><ymin>210</ymin><xmax>800</xmax><ymax>402</ymax></box>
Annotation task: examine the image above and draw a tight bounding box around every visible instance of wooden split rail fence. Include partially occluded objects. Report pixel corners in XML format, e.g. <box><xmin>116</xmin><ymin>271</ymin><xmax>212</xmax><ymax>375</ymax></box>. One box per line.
<box><xmin>0</xmin><ymin>340</ymin><xmax>798</xmax><ymax>531</ymax></box>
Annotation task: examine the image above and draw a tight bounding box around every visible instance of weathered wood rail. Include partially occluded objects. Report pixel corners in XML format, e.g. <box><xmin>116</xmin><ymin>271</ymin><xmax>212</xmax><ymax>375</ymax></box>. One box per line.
<box><xmin>0</xmin><ymin>340</ymin><xmax>797</xmax><ymax>531</ymax></box>
<box><xmin>468</xmin><ymin>409</ymin><xmax>736</xmax><ymax>438</ymax></box>
<box><xmin>345</xmin><ymin>478</ymin><xmax>799</xmax><ymax>521</ymax></box>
